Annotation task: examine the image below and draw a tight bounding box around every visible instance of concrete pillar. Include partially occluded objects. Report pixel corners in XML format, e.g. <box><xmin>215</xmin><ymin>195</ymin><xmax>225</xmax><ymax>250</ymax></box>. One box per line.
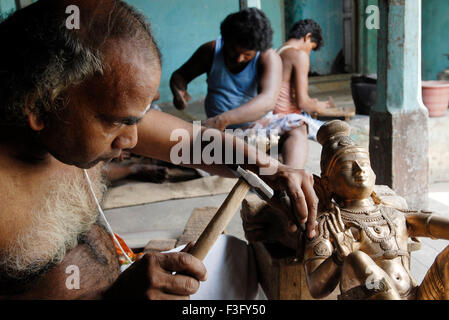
<box><xmin>370</xmin><ymin>0</ymin><xmax>429</xmax><ymax>209</ymax></box>
<box><xmin>15</xmin><ymin>0</ymin><xmax>32</xmax><ymax>9</ymax></box>
<box><xmin>239</xmin><ymin>0</ymin><xmax>261</xmax><ymax>10</ymax></box>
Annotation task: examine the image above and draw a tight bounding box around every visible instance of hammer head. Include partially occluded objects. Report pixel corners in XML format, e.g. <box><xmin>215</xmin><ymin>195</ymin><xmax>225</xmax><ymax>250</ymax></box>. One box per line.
<box><xmin>236</xmin><ymin>166</ymin><xmax>274</xmax><ymax>200</ymax></box>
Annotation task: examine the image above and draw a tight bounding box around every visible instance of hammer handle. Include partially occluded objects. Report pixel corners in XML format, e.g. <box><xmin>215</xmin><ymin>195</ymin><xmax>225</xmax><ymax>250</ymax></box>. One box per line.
<box><xmin>189</xmin><ymin>178</ymin><xmax>251</xmax><ymax>260</ymax></box>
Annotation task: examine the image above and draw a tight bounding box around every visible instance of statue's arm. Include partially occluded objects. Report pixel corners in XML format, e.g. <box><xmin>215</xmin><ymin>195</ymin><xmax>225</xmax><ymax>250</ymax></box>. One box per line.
<box><xmin>303</xmin><ymin>220</ymin><xmax>341</xmax><ymax>299</ymax></box>
<box><xmin>406</xmin><ymin>211</ymin><xmax>449</xmax><ymax>240</ymax></box>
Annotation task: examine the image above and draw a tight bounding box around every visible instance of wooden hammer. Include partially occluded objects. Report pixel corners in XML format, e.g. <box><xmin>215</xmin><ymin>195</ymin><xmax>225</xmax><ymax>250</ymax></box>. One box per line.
<box><xmin>188</xmin><ymin>166</ymin><xmax>274</xmax><ymax>260</ymax></box>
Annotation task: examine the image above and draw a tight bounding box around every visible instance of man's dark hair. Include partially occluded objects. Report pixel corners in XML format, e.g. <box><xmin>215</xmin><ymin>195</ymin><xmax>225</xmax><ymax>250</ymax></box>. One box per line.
<box><xmin>0</xmin><ymin>0</ymin><xmax>161</xmax><ymax>127</ymax></box>
<box><xmin>220</xmin><ymin>7</ymin><xmax>273</xmax><ymax>52</ymax></box>
<box><xmin>288</xmin><ymin>19</ymin><xmax>324</xmax><ymax>51</ymax></box>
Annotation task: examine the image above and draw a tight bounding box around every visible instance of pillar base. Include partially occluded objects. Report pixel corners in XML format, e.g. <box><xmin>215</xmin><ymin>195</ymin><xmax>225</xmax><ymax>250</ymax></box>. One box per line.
<box><xmin>369</xmin><ymin>108</ymin><xmax>429</xmax><ymax>210</ymax></box>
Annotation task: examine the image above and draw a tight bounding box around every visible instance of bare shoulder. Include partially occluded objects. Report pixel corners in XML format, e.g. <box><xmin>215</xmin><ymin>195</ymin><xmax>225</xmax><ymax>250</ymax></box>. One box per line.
<box><xmin>260</xmin><ymin>48</ymin><xmax>281</xmax><ymax>62</ymax></box>
<box><xmin>282</xmin><ymin>49</ymin><xmax>309</xmax><ymax>65</ymax></box>
<box><xmin>258</xmin><ymin>48</ymin><xmax>282</xmax><ymax>69</ymax></box>
<box><xmin>197</xmin><ymin>40</ymin><xmax>216</xmax><ymax>56</ymax></box>
<box><xmin>178</xmin><ymin>40</ymin><xmax>216</xmax><ymax>75</ymax></box>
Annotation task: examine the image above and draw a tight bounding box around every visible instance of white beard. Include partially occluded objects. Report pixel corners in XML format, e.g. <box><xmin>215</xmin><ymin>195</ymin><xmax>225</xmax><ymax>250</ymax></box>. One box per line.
<box><xmin>0</xmin><ymin>166</ymin><xmax>106</xmax><ymax>279</ymax></box>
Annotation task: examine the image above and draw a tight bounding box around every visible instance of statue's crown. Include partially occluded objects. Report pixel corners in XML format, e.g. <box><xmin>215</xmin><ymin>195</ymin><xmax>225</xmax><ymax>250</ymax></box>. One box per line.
<box><xmin>317</xmin><ymin>120</ymin><xmax>366</xmax><ymax>176</ymax></box>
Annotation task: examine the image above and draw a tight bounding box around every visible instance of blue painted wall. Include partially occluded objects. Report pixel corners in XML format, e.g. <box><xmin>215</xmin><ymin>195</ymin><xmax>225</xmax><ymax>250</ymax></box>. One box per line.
<box><xmin>0</xmin><ymin>0</ymin><xmax>16</xmax><ymax>19</ymax></box>
<box><xmin>261</xmin><ymin>0</ymin><xmax>285</xmax><ymax>49</ymax></box>
<box><xmin>422</xmin><ymin>0</ymin><xmax>449</xmax><ymax>80</ymax></box>
<box><xmin>285</xmin><ymin>0</ymin><xmax>344</xmax><ymax>75</ymax></box>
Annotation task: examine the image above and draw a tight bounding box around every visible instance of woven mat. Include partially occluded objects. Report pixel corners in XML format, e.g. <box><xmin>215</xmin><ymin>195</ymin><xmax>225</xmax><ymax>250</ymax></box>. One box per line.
<box><xmin>102</xmin><ymin>175</ymin><xmax>237</xmax><ymax>209</ymax></box>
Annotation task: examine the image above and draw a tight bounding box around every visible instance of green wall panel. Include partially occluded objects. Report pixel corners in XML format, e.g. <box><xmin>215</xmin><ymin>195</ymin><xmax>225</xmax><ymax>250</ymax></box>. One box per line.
<box><xmin>284</xmin><ymin>0</ymin><xmax>344</xmax><ymax>75</ymax></box>
<box><xmin>126</xmin><ymin>0</ymin><xmax>240</xmax><ymax>104</ymax></box>
<box><xmin>0</xmin><ymin>0</ymin><xmax>16</xmax><ymax>19</ymax></box>
<box><xmin>422</xmin><ymin>0</ymin><xmax>449</xmax><ymax>80</ymax></box>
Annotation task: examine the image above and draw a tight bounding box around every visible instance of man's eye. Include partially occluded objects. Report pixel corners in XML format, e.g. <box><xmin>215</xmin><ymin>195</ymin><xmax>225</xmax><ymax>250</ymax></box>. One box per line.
<box><xmin>123</xmin><ymin>120</ymin><xmax>136</xmax><ymax>126</ymax></box>
<box><xmin>110</xmin><ymin>121</ymin><xmax>123</xmax><ymax>128</ymax></box>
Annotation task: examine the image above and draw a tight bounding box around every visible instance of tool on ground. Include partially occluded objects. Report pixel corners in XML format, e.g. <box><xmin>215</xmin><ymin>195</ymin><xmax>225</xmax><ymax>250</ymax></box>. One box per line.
<box><xmin>188</xmin><ymin>166</ymin><xmax>274</xmax><ymax>260</ymax></box>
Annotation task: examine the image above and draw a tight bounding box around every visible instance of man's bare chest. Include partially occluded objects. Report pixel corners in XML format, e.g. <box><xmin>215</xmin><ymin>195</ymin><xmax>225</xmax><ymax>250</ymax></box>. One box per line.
<box><xmin>4</xmin><ymin>224</ymin><xmax>121</xmax><ymax>299</ymax></box>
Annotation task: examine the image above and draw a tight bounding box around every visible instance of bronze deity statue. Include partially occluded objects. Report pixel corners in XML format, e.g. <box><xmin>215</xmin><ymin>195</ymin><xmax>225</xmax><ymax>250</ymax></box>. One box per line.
<box><xmin>304</xmin><ymin>120</ymin><xmax>449</xmax><ymax>300</ymax></box>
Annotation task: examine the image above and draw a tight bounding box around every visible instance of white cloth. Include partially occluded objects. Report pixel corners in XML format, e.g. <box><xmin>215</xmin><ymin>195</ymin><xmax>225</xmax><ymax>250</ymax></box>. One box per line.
<box><xmin>166</xmin><ymin>235</ymin><xmax>260</xmax><ymax>300</ymax></box>
<box><xmin>236</xmin><ymin>111</ymin><xmax>323</xmax><ymax>142</ymax></box>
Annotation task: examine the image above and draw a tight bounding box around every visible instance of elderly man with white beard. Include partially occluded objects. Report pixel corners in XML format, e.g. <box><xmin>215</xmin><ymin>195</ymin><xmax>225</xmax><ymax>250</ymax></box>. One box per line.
<box><xmin>0</xmin><ymin>0</ymin><xmax>318</xmax><ymax>299</ymax></box>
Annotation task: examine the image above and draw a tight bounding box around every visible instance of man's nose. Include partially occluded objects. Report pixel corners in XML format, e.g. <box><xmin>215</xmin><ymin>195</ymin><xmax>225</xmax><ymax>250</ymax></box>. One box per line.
<box><xmin>112</xmin><ymin>125</ymin><xmax>138</xmax><ymax>150</ymax></box>
<box><xmin>236</xmin><ymin>54</ymin><xmax>246</xmax><ymax>64</ymax></box>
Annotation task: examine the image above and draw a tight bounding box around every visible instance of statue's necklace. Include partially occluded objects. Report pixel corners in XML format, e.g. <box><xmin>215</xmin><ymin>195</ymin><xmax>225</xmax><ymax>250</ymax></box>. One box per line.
<box><xmin>339</xmin><ymin>205</ymin><xmax>396</xmax><ymax>247</ymax></box>
<box><xmin>340</xmin><ymin>206</ymin><xmax>379</xmax><ymax>215</ymax></box>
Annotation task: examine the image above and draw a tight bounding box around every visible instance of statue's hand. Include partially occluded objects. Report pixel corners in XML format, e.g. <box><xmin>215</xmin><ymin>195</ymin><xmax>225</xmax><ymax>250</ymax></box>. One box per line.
<box><xmin>326</xmin><ymin>207</ymin><xmax>354</xmax><ymax>259</ymax></box>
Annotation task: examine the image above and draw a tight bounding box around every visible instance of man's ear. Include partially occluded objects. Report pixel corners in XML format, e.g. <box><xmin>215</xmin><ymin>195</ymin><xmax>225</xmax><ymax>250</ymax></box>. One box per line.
<box><xmin>305</xmin><ymin>33</ymin><xmax>312</xmax><ymax>42</ymax></box>
<box><xmin>24</xmin><ymin>94</ymin><xmax>44</xmax><ymax>131</ymax></box>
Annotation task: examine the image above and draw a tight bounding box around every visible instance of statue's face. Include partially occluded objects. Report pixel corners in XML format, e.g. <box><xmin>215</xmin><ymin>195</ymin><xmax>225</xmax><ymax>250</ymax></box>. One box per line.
<box><xmin>327</xmin><ymin>150</ymin><xmax>376</xmax><ymax>201</ymax></box>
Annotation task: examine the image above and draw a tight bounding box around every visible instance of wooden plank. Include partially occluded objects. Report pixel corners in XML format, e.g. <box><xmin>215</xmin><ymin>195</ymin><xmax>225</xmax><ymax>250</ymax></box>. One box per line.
<box><xmin>311</xmin><ymin>105</ymin><xmax>356</xmax><ymax>121</ymax></box>
<box><xmin>251</xmin><ymin>241</ymin><xmax>340</xmax><ymax>300</ymax></box>
<box><xmin>176</xmin><ymin>207</ymin><xmax>218</xmax><ymax>247</ymax></box>
<box><xmin>143</xmin><ymin>239</ymin><xmax>177</xmax><ymax>253</ymax></box>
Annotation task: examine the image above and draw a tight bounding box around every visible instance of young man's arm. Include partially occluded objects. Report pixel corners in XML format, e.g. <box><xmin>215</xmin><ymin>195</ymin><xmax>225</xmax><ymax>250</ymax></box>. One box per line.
<box><xmin>204</xmin><ymin>49</ymin><xmax>282</xmax><ymax>130</ymax></box>
<box><xmin>170</xmin><ymin>42</ymin><xmax>215</xmax><ymax>110</ymax></box>
<box><xmin>292</xmin><ymin>50</ymin><xmax>330</xmax><ymax>113</ymax></box>
<box><xmin>132</xmin><ymin>109</ymin><xmax>318</xmax><ymax>239</ymax></box>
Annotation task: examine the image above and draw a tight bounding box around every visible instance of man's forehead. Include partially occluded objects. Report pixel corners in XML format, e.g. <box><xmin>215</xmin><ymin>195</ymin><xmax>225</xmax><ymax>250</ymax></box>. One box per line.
<box><xmin>224</xmin><ymin>41</ymin><xmax>256</xmax><ymax>53</ymax></box>
<box><xmin>68</xmin><ymin>56</ymin><xmax>160</xmax><ymax>120</ymax></box>
<box><xmin>97</xmin><ymin>39</ymin><xmax>161</xmax><ymax>104</ymax></box>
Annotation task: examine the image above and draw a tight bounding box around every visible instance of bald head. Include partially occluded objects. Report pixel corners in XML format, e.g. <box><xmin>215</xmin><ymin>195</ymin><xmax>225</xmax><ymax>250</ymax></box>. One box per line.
<box><xmin>63</xmin><ymin>0</ymin><xmax>160</xmax><ymax>61</ymax></box>
<box><xmin>0</xmin><ymin>0</ymin><xmax>160</xmax><ymax>127</ymax></box>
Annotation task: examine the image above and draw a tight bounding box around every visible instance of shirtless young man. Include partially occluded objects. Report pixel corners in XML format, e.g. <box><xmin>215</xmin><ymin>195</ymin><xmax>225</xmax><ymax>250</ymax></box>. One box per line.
<box><xmin>272</xmin><ymin>19</ymin><xmax>332</xmax><ymax>169</ymax></box>
<box><xmin>0</xmin><ymin>0</ymin><xmax>317</xmax><ymax>299</ymax></box>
